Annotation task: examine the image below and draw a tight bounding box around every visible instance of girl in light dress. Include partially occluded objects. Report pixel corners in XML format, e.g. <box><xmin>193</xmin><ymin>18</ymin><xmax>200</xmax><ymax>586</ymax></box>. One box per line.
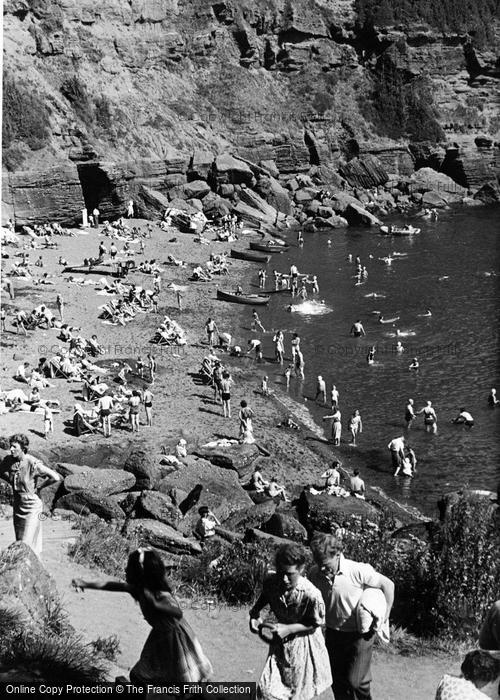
<box><xmin>249</xmin><ymin>543</ymin><xmax>332</xmax><ymax>700</ymax></box>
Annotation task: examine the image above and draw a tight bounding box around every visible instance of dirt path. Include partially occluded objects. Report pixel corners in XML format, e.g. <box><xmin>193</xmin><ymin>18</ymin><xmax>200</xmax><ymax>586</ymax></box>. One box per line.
<box><xmin>0</xmin><ymin>510</ymin><xmax>478</xmax><ymax>699</ymax></box>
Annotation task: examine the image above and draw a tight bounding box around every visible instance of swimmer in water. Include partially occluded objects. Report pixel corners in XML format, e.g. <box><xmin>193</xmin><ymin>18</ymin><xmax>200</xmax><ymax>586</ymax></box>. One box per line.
<box><xmin>418</xmin><ymin>400</ymin><xmax>437</xmax><ymax>434</ymax></box>
<box><xmin>379</xmin><ymin>255</ymin><xmax>393</xmax><ymax>265</ymax></box>
<box><xmin>418</xmin><ymin>309</ymin><xmax>432</xmax><ymax>317</ymax></box>
<box><xmin>488</xmin><ymin>388</ymin><xmax>499</xmax><ymax>406</ymax></box>
<box><xmin>366</xmin><ymin>346</ymin><xmax>376</xmax><ymax>364</ymax></box>
<box><xmin>350</xmin><ymin>320</ymin><xmax>366</xmax><ymax>337</ymax></box>
<box><xmin>452</xmin><ymin>407</ymin><xmax>474</xmax><ymax>427</ymax></box>
<box><xmin>311</xmin><ymin>275</ymin><xmax>319</xmax><ymax>294</ymax></box>
<box><xmin>395</xmin><ymin>341</ymin><xmax>404</xmax><ymax>353</ymax></box>
<box><xmin>405</xmin><ymin>398</ymin><xmax>415</xmax><ymax>429</ymax></box>
<box><xmin>362</xmin><ymin>267</ymin><xmax>368</xmax><ymax>278</ymax></box>
<box><xmin>409</xmin><ymin>357</ymin><xmax>419</xmax><ymax>370</ymax></box>
<box><xmin>327</xmin><ymin>240</ymin><xmax>332</xmax><ymax>247</ymax></box>
<box><xmin>347</xmin><ymin>254</ymin><xmax>353</xmax><ymax>262</ymax></box>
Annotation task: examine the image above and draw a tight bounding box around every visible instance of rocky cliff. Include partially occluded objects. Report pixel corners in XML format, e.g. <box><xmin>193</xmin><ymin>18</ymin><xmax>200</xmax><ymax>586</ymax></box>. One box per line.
<box><xmin>2</xmin><ymin>0</ymin><xmax>499</xmax><ymax>224</ymax></box>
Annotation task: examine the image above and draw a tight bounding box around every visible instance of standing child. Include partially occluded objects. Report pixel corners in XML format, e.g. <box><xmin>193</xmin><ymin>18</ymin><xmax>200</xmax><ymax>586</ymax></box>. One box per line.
<box><xmin>43</xmin><ymin>405</ymin><xmax>54</xmax><ymax>440</ymax></box>
<box><xmin>56</xmin><ymin>294</ymin><xmax>64</xmax><ymax>322</ymax></box>
<box><xmin>72</xmin><ymin>549</ymin><xmax>213</xmax><ymax>685</ymax></box>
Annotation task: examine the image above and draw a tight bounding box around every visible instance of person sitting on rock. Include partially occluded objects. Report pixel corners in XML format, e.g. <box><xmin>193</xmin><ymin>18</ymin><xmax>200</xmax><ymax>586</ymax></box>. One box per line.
<box><xmin>194</xmin><ymin>506</ymin><xmax>221</xmax><ymax>541</ymax></box>
<box><xmin>266</xmin><ymin>477</ymin><xmax>291</xmax><ymax>502</ymax></box>
<box><xmin>249</xmin><ymin>467</ymin><xmax>269</xmax><ymax>493</ymax></box>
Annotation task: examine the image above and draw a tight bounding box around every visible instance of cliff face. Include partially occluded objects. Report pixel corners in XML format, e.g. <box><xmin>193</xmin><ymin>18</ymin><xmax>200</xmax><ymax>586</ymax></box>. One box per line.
<box><xmin>2</xmin><ymin>0</ymin><xmax>499</xmax><ymax>223</ymax></box>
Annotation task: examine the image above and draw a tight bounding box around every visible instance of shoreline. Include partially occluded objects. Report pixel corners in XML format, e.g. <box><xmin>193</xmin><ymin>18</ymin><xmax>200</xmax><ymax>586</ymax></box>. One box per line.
<box><xmin>0</xmin><ymin>216</ymin><xmax>438</xmax><ymax>526</ymax></box>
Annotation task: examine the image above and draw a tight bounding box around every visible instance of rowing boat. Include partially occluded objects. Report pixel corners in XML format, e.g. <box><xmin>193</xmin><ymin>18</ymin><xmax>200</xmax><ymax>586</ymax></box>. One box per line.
<box><xmin>379</xmin><ymin>225</ymin><xmax>421</xmax><ymax>236</ymax></box>
<box><xmin>217</xmin><ymin>290</ymin><xmax>270</xmax><ymax>305</ymax></box>
<box><xmin>230</xmin><ymin>249</ymin><xmax>271</xmax><ymax>263</ymax></box>
<box><xmin>249</xmin><ymin>241</ymin><xmax>289</xmax><ymax>253</ymax></box>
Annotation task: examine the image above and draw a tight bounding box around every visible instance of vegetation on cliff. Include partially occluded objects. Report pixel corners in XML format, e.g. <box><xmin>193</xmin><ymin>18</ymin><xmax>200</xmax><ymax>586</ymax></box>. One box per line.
<box><xmin>2</xmin><ymin>77</ymin><xmax>51</xmax><ymax>170</ymax></box>
<box><xmin>356</xmin><ymin>0</ymin><xmax>499</xmax><ymax>44</ymax></box>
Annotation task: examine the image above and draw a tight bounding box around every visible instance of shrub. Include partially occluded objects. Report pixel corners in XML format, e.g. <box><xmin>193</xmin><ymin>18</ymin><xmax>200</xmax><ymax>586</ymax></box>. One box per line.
<box><xmin>2</xmin><ymin>633</ymin><xmax>108</xmax><ymax>684</ymax></box>
<box><xmin>339</xmin><ymin>493</ymin><xmax>500</xmax><ymax>640</ymax></box>
<box><xmin>179</xmin><ymin>539</ymin><xmax>276</xmax><ymax>605</ymax></box>
<box><xmin>89</xmin><ymin>635</ymin><xmax>121</xmax><ymax>662</ymax></box>
<box><xmin>2</xmin><ymin>77</ymin><xmax>51</xmax><ymax>153</ymax></box>
<box><xmin>68</xmin><ymin>516</ymin><xmax>137</xmax><ymax>578</ymax></box>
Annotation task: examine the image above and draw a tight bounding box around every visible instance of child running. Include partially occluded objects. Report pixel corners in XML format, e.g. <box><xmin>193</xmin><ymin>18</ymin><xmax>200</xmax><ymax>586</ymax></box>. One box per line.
<box><xmin>72</xmin><ymin>549</ymin><xmax>213</xmax><ymax>686</ymax></box>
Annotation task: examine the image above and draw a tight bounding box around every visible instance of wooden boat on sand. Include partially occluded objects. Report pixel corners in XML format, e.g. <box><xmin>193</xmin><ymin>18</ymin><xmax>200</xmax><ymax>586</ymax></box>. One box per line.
<box><xmin>230</xmin><ymin>249</ymin><xmax>270</xmax><ymax>263</ymax></box>
<box><xmin>217</xmin><ymin>290</ymin><xmax>270</xmax><ymax>306</ymax></box>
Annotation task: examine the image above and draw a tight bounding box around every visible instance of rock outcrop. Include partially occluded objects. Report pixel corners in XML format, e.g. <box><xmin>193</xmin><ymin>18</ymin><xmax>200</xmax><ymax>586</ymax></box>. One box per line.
<box><xmin>0</xmin><ymin>542</ymin><xmax>63</xmax><ymax>630</ymax></box>
<box><xmin>2</xmin><ymin>0</ymin><xmax>499</xmax><ymax>224</ymax></box>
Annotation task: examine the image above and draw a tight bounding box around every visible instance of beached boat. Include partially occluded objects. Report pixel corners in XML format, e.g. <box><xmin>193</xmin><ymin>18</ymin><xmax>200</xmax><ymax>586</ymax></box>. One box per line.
<box><xmin>217</xmin><ymin>290</ymin><xmax>270</xmax><ymax>306</ymax></box>
<box><xmin>230</xmin><ymin>249</ymin><xmax>271</xmax><ymax>263</ymax></box>
<box><xmin>379</xmin><ymin>225</ymin><xmax>421</xmax><ymax>236</ymax></box>
<box><xmin>249</xmin><ymin>241</ymin><xmax>289</xmax><ymax>253</ymax></box>
<box><xmin>64</xmin><ymin>264</ymin><xmax>113</xmax><ymax>275</ymax></box>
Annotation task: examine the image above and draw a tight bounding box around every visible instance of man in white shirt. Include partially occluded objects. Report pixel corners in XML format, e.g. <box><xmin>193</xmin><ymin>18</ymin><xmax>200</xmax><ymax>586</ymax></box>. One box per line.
<box><xmin>309</xmin><ymin>533</ymin><xmax>394</xmax><ymax>700</ymax></box>
<box><xmin>452</xmin><ymin>407</ymin><xmax>474</xmax><ymax>427</ymax></box>
<box><xmin>315</xmin><ymin>375</ymin><xmax>327</xmax><ymax>403</ymax></box>
<box><xmin>247</xmin><ymin>338</ymin><xmax>263</xmax><ymax>361</ymax></box>
<box><xmin>387</xmin><ymin>435</ymin><xmax>405</xmax><ymax>474</ymax></box>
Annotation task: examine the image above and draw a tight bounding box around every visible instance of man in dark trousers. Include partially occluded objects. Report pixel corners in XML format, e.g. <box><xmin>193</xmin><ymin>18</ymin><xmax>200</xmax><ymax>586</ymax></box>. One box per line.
<box><xmin>309</xmin><ymin>532</ymin><xmax>394</xmax><ymax>700</ymax></box>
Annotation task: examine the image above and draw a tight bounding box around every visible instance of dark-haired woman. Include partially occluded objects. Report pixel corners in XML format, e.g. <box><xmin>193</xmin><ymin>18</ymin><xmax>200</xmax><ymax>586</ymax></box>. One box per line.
<box><xmin>72</xmin><ymin>548</ymin><xmax>212</xmax><ymax>685</ymax></box>
<box><xmin>0</xmin><ymin>433</ymin><xmax>61</xmax><ymax>556</ymax></box>
<box><xmin>249</xmin><ymin>543</ymin><xmax>332</xmax><ymax>700</ymax></box>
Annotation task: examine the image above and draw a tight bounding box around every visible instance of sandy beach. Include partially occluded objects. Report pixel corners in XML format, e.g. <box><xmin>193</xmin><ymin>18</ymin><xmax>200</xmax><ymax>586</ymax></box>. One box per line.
<box><xmin>1</xmin><ymin>219</ymin><xmax>332</xmax><ymax>491</ymax></box>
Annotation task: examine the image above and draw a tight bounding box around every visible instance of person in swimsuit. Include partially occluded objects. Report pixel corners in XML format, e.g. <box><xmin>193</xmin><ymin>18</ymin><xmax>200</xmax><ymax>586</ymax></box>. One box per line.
<box><xmin>348</xmin><ymin>410</ymin><xmax>363</xmax><ymax>446</ymax></box>
<box><xmin>366</xmin><ymin>346</ymin><xmax>376</xmax><ymax>364</ymax></box>
<box><xmin>220</xmin><ymin>371</ymin><xmax>233</xmax><ymax>418</ymax></box>
<box><xmin>405</xmin><ymin>398</ymin><xmax>415</xmax><ymax>429</ymax></box>
<box><xmin>409</xmin><ymin>357</ymin><xmax>419</xmax><ymax>370</ymax></box>
<box><xmin>97</xmin><ymin>394</ymin><xmax>114</xmax><ymax>437</ymax></box>
<box><xmin>129</xmin><ymin>390</ymin><xmax>141</xmax><ymax>432</ymax></box>
<box><xmin>418</xmin><ymin>400</ymin><xmax>437</xmax><ymax>434</ymax></box>
<box><xmin>488</xmin><ymin>388</ymin><xmax>499</xmax><ymax>407</ymax></box>
<box><xmin>350</xmin><ymin>320</ymin><xmax>365</xmax><ymax>337</ymax></box>
<box><xmin>143</xmin><ymin>388</ymin><xmax>153</xmax><ymax>426</ymax></box>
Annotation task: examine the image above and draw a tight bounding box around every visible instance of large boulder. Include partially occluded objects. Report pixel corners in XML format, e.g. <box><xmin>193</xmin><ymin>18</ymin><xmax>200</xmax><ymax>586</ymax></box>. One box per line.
<box><xmin>212</xmin><ymin>154</ymin><xmax>255</xmax><ymax>186</ymax></box>
<box><xmin>238</xmin><ymin>186</ymin><xmax>279</xmax><ymax>219</ymax></box>
<box><xmin>188</xmin><ymin>151</ymin><xmax>214</xmax><ymax>181</ymax></box>
<box><xmin>298</xmin><ymin>490</ymin><xmax>381</xmax><ymax>533</ymax></box>
<box><xmin>182</xmin><ymin>180</ymin><xmax>211</xmax><ymax>200</ymax></box>
<box><xmin>340</xmin><ymin>155</ymin><xmax>389</xmax><ymax>189</ymax></box>
<box><xmin>126</xmin><ymin>519</ymin><xmax>202</xmax><ymax>555</ymax></box>
<box><xmin>473</xmin><ymin>181</ymin><xmax>500</xmax><ymax>203</ymax></box>
<box><xmin>421</xmin><ymin>191</ymin><xmax>448</xmax><ymax>208</ymax></box>
<box><xmin>136</xmin><ymin>185</ymin><xmax>171</xmax><ymax>219</ymax></box>
<box><xmin>344</xmin><ymin>203</ymin><xmax>382</xmax><ymax>227</ymax></box>
<box><xmin>136</xmin><ymin>491</ymin><xmax>182</xmax><ymax>528</ymax></box>
<box><xmin>261</xmin><ymin>512</ymin><xmax>308</xmax><ymax>542</ymax></box>
<box><xmin>157</xmin><ymin>456</ymin><xmax>253</xmax><ymax>521</ymax></box>
<box><xmin>314</xmin><ymin>215</ymin><xmax>348</xmax><ymax>229</ymax></box>
<box><xmin>55</xmin><ymin>491</ymin><xmax>125</xmax><ymax>522</ymax></box>
<box><xmin>411</xmin><ymin>168</ymin><xmax>467</xmax><ymax>195</ymax></box>
<box><xmin>0</xmin><ymin>542</ymin><xmax>63</xmax><ymax>631</ymax></box>
<box><xmin>124</xmin><ymin>449</ymin><xmax>162</xmax><ymax>490</ymax></box>
<box><xmin>193</xmin><ymin>444</ymin><xmax>260</xmax><ymax>480</ymax></box>
<box><xmin>64</xmin><ymin>468</ymin><xmax>136</xmax><ymax>497</ymax></box>
<box><xmin>223</xmin><ymin>500</ymin><xmax>277</xmax><ymax>532</ymax></box>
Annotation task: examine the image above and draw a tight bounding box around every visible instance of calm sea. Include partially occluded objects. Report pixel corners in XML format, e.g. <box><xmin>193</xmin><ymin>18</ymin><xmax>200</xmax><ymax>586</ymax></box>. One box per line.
<box><xmin>249</xmin><ymin>207</ymin><xmax>500</xmax><ymax>515</ymax></box>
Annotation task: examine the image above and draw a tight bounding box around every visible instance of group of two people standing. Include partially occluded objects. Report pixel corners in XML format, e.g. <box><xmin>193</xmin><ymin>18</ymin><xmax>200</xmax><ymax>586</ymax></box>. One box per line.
<box><xmin>250</xmin><ymin>534</ymin><xmax>394</xmax><ymax>700</ymax></box>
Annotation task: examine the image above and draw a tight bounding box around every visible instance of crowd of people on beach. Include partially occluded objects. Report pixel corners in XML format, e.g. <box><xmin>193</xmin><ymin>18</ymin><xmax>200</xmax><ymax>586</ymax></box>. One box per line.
<box><xmin>2</xmin><ymin>203</ymin><xmax>499</xmax><ymax>699</ymax></box>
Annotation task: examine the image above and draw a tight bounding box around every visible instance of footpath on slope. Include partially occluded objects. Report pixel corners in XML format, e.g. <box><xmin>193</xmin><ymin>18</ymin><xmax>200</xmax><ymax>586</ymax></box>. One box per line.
<box><xmin>0</xmin><ymin>510</ymin><xmax>476</xmax><ymax>700</ymax></box>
